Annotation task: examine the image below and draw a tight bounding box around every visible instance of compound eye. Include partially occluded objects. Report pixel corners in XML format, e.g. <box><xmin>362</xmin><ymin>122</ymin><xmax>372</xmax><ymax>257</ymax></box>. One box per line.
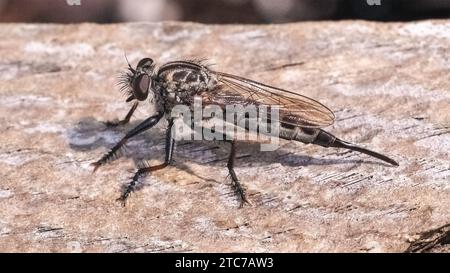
<box><xmin>137</xmin><ymin>58</ymin><xmax>153</xmax><ymax>69</ymax></box>
<box><xmin>132</xmin><ymin>74</ymin><xmax>150</xmax><ymax>101</ymax></box>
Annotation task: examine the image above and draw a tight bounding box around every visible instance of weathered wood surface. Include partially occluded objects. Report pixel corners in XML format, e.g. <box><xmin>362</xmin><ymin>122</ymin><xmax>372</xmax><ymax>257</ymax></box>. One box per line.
<box><xmin>0</xmin><ymin>21</ymin><xmax>449</xmax><ymax>252</ymax></box>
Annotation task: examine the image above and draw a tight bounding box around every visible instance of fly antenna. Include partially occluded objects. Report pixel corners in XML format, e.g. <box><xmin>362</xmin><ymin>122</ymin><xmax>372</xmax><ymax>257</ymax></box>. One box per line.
<box><xmin>124</xmin><ymin>52</ymin><xmax>136</xmax><ymax>73</ymax></box>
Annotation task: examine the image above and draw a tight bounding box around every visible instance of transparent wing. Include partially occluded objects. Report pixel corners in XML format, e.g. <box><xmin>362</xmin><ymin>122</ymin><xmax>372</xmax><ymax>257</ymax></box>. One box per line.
<box><xmin>200</xmin><ymin>71</ymin><xmax>335</xmax><ymax>128</ymax></box>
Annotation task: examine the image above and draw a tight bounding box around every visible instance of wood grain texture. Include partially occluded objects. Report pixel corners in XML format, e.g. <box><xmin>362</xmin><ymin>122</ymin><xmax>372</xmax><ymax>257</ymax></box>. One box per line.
<box><xmin>0</xmin><ymin>21</ymin><xmax>449</xmax><ymax>252</ymax></box>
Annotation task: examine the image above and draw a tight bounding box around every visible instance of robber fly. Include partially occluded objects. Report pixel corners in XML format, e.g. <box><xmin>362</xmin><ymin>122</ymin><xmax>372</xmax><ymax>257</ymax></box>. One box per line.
<box><xmin>92</xmin><ymin>57</ymin><xmax>399</xmax><ymax>207</ymax></box>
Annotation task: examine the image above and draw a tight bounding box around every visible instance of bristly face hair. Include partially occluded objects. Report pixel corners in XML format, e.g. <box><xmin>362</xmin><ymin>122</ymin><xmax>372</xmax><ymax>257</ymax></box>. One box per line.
<box><xmin>117</xmin><ymin>54</ymin><xmax>137</xmax><ymax>101</ymax></box>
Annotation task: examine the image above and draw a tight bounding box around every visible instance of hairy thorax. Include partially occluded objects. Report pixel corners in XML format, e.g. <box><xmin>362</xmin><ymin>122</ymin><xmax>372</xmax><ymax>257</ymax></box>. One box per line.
<box><xmin>154</xmin><ymin>61</ymin><xmax>218</xmax><ymax>111</ymax></box>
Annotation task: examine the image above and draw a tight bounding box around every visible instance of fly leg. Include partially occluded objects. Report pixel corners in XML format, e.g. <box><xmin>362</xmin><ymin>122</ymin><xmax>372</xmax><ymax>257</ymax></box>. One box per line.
<box><xmin>227</xmin><ymin>140</ymin><xmax>250</xmax><ymax>208</ymax></box>
<box><xmin>117</xmin><ymin>119</ymin><xmax>175</xmax><ymax>206</ymax></box>
<box><xmin>104</xmin><ymin>101</ymin><xmax>139</xmax><ymax>127</ymax></box>
<box><xmin>201</xmin><ymin>127</ymin><xmax>250</xmax><ymax>208</ymax></box>
<box><xmin>91</xmin><ymin>111</ymin><xmax>163</xmax><ymax>172</ymax></box>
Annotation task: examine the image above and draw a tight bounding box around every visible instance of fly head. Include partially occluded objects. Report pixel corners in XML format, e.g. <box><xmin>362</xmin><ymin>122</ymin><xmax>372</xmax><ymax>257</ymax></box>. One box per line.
<box><xmin>119</xmin><ymin>57</ymin><xmax>156</xmax><ymax>102</ymax></box>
